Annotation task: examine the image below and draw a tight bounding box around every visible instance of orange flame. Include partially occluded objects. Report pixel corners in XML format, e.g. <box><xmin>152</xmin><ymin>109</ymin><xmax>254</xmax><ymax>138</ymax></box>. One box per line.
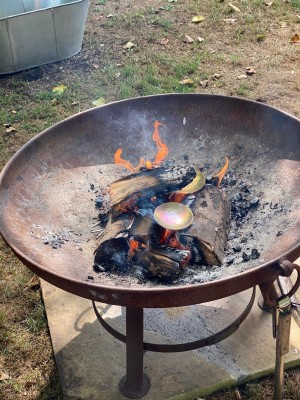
<box><xmin>128</xmin><ymin>238</ymin><xmax>140</xmax><ymax>258</ymax></box>
<box><xmin>152</xmin><ymin>121</ymin><xmax>169</xmax><ymax>166</ymax></box>
<box><xmin>114</xmin><ymin>121</ymin><xmax>169</xmax><ymax>173</ymax></box>
<box><xmin>213</xmin><ymin>157</ymin><xmax>229</xmax><ymax>188</ymax></box>
<box><xmin>114</xmin><ymin>149</ymin><xmax>144</xmax><ymax>174</ymax></box>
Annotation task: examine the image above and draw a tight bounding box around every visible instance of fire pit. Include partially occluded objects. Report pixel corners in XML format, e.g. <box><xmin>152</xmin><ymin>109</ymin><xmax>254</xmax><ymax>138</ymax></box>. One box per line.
<box><xmin>0</xmin><ymin>94</ymin><xmax>299</xmax><ymax>398</ymax></box>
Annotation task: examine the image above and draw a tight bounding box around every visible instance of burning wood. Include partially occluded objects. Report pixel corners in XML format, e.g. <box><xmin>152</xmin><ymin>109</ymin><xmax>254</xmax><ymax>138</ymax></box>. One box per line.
<box><xmin>93</xmin><ymin>121</ymin><xmax>231</xmax><ymax>282</ymax></box>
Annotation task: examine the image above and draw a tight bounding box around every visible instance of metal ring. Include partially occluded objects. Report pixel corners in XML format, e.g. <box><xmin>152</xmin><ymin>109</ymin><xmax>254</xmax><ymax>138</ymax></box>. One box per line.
<box><xmin>263</xmin><ymin>259</ymin><xmax>300</xmax><ymax>308</ymax></box>
<box><xmin>92</xmin><ymin>286</ymin><xmax>256</xmax><ymax>353</ymax></box>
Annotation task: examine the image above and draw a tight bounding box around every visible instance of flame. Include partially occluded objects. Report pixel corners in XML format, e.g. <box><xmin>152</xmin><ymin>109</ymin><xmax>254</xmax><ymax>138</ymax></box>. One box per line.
<box><xmin>129</xmin><ymin>238</ymin><xmax>140</xmax><ymax>258</ymax></box>
<box><xmin>114</xmin><ymin>149</ymin><xmax>144</xmax><ymax>174</ymax></box>
<box><xmin>159</xmin><ymin>229</ymin><xmax>173</xmax><ymax>244</ymax></box>
<box><xmin>114</xmin><ymin>121</ymin><xmax>169</xmax><ymax>173</ymax></box>
<box><xmin>213</xmin><ymin>157</ymin><xmax>229</xmax><ymax>188</ymax></box>
<box><xmin>152</xmin><ymin>121</ymin><xmax>169</xmax><ymax>166</ymax></box>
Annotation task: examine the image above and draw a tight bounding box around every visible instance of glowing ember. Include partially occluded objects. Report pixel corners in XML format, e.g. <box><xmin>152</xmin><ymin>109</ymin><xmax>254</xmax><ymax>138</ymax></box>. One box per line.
<box><xmin>114</xmin><ymin>121</ymin><xmax>169</xmax><ymax>173</ymax></box>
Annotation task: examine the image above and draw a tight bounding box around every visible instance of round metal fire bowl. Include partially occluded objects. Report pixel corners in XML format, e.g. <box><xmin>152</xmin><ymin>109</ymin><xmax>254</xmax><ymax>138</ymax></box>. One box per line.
<box><xmin>0</xmin><ymin>94</ymin><xmax>299</xmax><ymax>308</ymax></box>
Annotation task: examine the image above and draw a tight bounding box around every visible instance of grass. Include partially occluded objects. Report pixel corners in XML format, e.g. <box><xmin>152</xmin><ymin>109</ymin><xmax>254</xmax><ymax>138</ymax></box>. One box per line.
<box><xmin>0</xmin><ymin>0</ymin><xmax>300</xmax><ymax>399</ymax></box>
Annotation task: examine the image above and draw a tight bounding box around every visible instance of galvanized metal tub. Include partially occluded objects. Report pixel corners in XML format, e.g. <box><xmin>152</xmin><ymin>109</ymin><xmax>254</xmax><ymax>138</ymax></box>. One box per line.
<box><xmin>0</xmin><ymin>0</ymin><xmax>89</xmax><ymax>74</ymax></box>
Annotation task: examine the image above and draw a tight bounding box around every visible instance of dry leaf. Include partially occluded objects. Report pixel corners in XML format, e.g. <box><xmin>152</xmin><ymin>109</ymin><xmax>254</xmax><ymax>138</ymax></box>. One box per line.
<box><xmin>199</xmin><ymin>80</ymin><xmax>209</xmax><ymax>88</ymax></box>
<box><xmin>92</xmin><ymin>97</ymin><xmax>106</xmax><ymax>107</ymax></box>
<box><xmin>246</xmin><ymin>67</ymin><xmax>256</xmax><ymax>75</ymax></box>
<box><xmin>212</xmin><ymin>73</ymin><xmax>221</xmax><ymax>80</ymax></box>
<box><xmin>289</xmin><ymin>33</ymin><xmax>300</xmax><ymax>43</ymax></box>
<box><xmin>184</xmin><ymin>34</ymin><xmax>194</xmax><ymax>43</ymax></box>
<box><xmin>123</xmin><ymin>41</ymin><xmax>136</xmax><ymax>50</ymax></box>
<box><xmin>280</xmin><ymin>22</ymin><xmax>287</xmax><ymax>28</ymax></box>
<box><xmin>71</xmin><ymin>101</ymin><xmax>79</xmax><ymax>106</ymax></box>
<box><xmin>0</xmin><ymin>370</ymin><xmax>10</xmax><ymax>381</ymax></box>
<box><xmin>192</xmin><ymin>16</ymin><xmax>205</xmax><ymax>23</ymax></box>
<box><xmin>160</xmin><ymin>38</ymin><xmax>169</xmax><ymax>45</ymax></box>
<box><xmin>197</xmin><ymin>36</ymin><xmax>204</xmax><ymax>42</ymax></box>
<box><xmin>93</xmin><ymin>64</ymin><xmax>100</xmax><ymax>69</ymax></box>
<box><xmin>180</xmin><ymin>79</ymin><xmax>194</xmax><ymax>85</ymax></box>
<box><xmin>228</xmin><ymin>3</ymin><xmax>241</xmax><ymax>12</ymax></box>
<box><xmin>11</xmin><ymin>110</ymin><xmax>17</xmax><ymax>114</ymax></box>
<box><xmin>237</xmin><ymin>74</ymin><xmax>248</xmax><ymax>80</ymax></box>
<box><xmin>264</xmin><ymin>1</ymin><xmax>273</xmax><ymax>5</ymax></box>
<box><xmin>52</xmin><ymin>84</ymin><xmax>67</xmax><ymax>95</ymax></box>
<box><xmin>24</xmin><ymin>276</ymin><xmax>40</xmax><ymax>291</ymax></box>
<box><xmin>224</xmin><ymin>18</ymin><xmax>237</xmax><ymax>24</ymax></box>
<box><xmin>6</xmin><ymin>126</ymin><xmax>17</xmax><ymax>133</ymax></box>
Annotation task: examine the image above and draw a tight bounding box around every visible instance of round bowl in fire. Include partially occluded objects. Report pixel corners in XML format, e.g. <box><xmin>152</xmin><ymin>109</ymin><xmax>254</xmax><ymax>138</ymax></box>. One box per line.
<box><xmin>154</xmin><ymin>202</ymin><xmax>194</xmax><ymax>230</ymax></box>
<box><xmin>0</xmin><ymin>94</ymin><xmax>299</xmax><ymax>308</ymax></box>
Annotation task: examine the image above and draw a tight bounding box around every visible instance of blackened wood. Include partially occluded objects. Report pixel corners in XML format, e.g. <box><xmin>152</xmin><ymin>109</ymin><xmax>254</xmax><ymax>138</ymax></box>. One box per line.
<box><xmin>110</xmin><ymin>165</ymin><xmax>196</xmax><ymax>206</ymax></box>
<box><xmin>97</xmin><ymin>215</ymin><xmax>131</xmax><ymax>245</ymax></box>
<box><xmin>182</xmin><ymin>186</ymin><xmax>230</xmax><ymax>266</ymax></box>
<box><xmin>129</xmin><ymin>215</ymin><xmax>155</xmax><ymax>243</ymax></box>
<box><xmin>134</xmin><ymin>251</ymin><xmax>180</xmax><ymax>282</ymax></box>
<box><xmin>150</xmin><ymin>244</ymin><xmax>191</xmax><ymax>266</ymax></box>
<box><xmin>94</xmin><ymin>237</ymin><xmax>130</xmax><ymax>270</ymax></box>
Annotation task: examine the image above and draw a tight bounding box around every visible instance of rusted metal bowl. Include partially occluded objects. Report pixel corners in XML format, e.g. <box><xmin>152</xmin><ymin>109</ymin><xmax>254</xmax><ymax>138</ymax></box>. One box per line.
<box><xmin>0</xmin><ymin>94</ymin><xmax>299</xmax><ymax>308</ymax></box>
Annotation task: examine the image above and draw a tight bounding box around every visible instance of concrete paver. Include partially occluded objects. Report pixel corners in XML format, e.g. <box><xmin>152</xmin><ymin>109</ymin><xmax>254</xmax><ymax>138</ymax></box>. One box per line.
<box><xmin>41</xmin><ymin>276</ymin><xmax>300</xmax><ymax>400</ymax></box>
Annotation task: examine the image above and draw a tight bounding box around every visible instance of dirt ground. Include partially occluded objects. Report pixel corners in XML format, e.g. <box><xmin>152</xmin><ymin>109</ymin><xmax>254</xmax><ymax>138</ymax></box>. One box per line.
<box><xmin>0</xmin><ymin>0</ymin><xmax>300</xmax><ymax>399</ymax></box>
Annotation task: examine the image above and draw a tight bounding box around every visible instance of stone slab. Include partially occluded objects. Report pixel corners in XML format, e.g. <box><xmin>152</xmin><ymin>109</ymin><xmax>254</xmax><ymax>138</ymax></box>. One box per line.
<box><xmin>41</xmin><ymin>269</ymin><xmax>300</xmax><ymax>400</ymax></box>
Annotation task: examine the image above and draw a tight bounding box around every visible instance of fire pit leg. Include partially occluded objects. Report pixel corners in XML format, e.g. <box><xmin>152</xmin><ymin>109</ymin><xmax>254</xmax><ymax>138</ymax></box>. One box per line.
<box><xmin>119</xmin><ymin>307</ymin><xmax>150</xmax><ymax>399</ymax></box>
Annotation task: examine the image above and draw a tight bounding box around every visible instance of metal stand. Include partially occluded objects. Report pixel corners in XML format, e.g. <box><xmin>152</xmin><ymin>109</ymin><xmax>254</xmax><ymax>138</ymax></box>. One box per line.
<box><xmin>118</xmin><ymin>307</ymin><xmax>150</xmax><ymax>399</ymax></box>
<box><xmin>93</xmin><ymin>287</ymin><xmax>256</xmax><ymax>398</ymax></box>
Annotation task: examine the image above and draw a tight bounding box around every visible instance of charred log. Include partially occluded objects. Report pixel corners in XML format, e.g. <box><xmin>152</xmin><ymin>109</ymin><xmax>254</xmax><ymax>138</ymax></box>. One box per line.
<box><xmin>129</xmin><ymin>215</ymin><xmax>155</xmax><ymax>244</ymax></box>
<box><xmin>110</xmin><ymin>165</ymin><xmax>196</xmax><ymax>206</ymax></box>
<box><xmin>134</xmin><ymin>250</ymin><xmax>181</xmax><ymax>282</ymax></box>
<box><xmin>181</xmin><ymin>185</ymin><xmax>230</xmax><ymax>266</ymax></box>
<box><xmin>94</xmin><ymin>237</ymin><xmax>130</xmax><ymax>271</ymax></box>
<box><xmin>97</xmin><ymin>215</ymin><xmax>131</xmax><ymax>245</ymax></box>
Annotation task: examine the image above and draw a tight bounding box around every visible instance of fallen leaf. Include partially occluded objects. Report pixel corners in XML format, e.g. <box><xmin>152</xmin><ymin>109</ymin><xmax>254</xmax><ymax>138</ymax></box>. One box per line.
<box><xmin>212</xmin><ymin>73</ymin><xmax>221</xmax><ymax>80</ymax></box>
<box><xmin>160</xmin><ymin>37</ymin><xmax>169</xmax><ymax>45</ymax></box>
<box><xmin>92</xmin><ymin>97</ymin><xmax>106</xmax><ymax>107</ymax></box>
<box><xmin>289</xmin><ymin>33</ymin><xmax>300</xmax><ymax>43</ymax></box>
<box><xmin>71</xmin><ymin>101</ymin><xmax>79</xmax><ymax>106</ymax></box>
<box><xmin>52</xmin><ymin>84</ymin><xmax>67</xmax><ymax>95</ymax></box>
<box><xmin>264</xmin><ymin>0</ymin><xmax>273</xmax><ymax>5</ymax></box>
<box><xmin>256</xmin><ymin>34</ymin><xmax>266</xmax><ymax>42</ymax></box>
<box><xmin>199</xmin><ymin>80</ymin><xmax>209</xmax><ymax>88</ymax></box>
<box><xmin>224</xmin><ymin>18</ymin><xmax>237</xmax><ymax>24</ymax></box>
<box><xmin>280</xmin><ymin>22</ymin><xmax>287</xmax><ymax>28</ymax></box>
<box><xmin>93</xmin><ymin>64</ymin><xmax>100</xmax><ymax>69</ymax></box>
<box><xmin>297</xmin><ymin>15</ymin><xmax>300</xmax><ymax>22</ymax></box>
<box><xmin>180</xmin><ymin>79</ymin><xmax>194</xmax><ymax>85</ymax></box>
<box><xmin>11</xmin><ymin>109</ymin><xmax>17</xmax><ymax>114</ymax></box>
<box><xmin>246</xmin><ymin>67</ymin><xmax>256</xmax><ymax>75</ymax></box>
<box><xmin>6</xmin><ymin>126</ymin><xmax>17</xmax><ymax>133</ymax></box>
<box><xmin>24</xmin><ymin>276</ymin><xmax>40</xmax><ymax>291</ymax></box>
<box><xmin>123</xmin><ymin>41</ymin><xmax>136</xmax><ymax>49</ymax></box>
<box><xmin>192</xmin><ymin>16</ymin><xmax>205</xmax><ymax>23</ymax></box>
<box><xmin>197</xmin><ymin>36</ymin><xmax>204</xmax><ymax>42</ymax></box>
<box><xmin>0</xmin><ymin>370</ymin><xmax>10</xmax><ymax>381</ymax></box>
<box><xmin>237</xmin><ymin>74</ymin><xmax>248</xmax><ymax>80</ymax></box>
<box><xmin>106</xmin><ymin>14</ymin><xmax>114</xmax><ymax>18</ymax></box>
<box><xmin>184</xmin><ymin>34</ymin><xmax>194</xmax><ymax>43</ymax></box>
<box><xmin>228</xmin><ymin>3</ymin><xmax>241</xmax><ymax>12</ymax></box>
<box><xmin>51</xmin><ymin>98</ymin><xmax>59</xmax><ymax>105</ymax></box>
<box><xmin>113</xmin><ymin>72</ymin><xmax>121</xmax><ymax>80</ymax></box>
